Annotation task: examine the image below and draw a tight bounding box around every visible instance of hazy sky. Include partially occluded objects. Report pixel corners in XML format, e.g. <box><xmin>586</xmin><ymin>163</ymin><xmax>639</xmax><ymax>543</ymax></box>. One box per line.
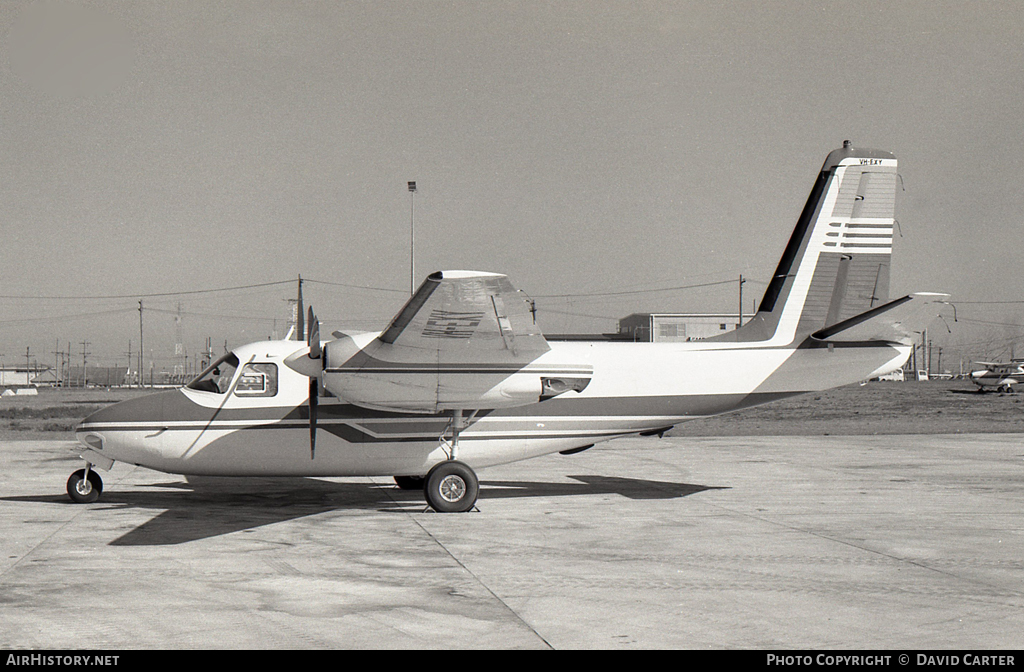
<box><xmin>1</xmin><ymin>0</ymin><xmax>1022</xmax><ymax>375</ymax></box>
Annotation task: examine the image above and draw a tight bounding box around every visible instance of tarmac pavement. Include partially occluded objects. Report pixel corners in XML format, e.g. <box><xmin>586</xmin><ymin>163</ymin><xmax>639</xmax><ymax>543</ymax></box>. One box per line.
<box><xmin>1</xmin><ymin>433</ymin><xmax>1022</xmax><ymax>649</ymax></box>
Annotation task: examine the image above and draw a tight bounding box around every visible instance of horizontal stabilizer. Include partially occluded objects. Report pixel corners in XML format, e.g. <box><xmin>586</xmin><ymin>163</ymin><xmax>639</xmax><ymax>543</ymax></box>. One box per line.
<box><xmin>812</xmin><ymin>292</ymin><xmax>950</xmax><ymax>345</ymax></box>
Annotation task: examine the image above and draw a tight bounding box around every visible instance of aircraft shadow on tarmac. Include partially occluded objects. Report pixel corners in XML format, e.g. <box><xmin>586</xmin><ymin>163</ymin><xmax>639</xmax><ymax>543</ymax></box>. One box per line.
<box><xmin>3</xmin><ymin>475</ymin><xmax>725</xmax><ymax>546</ymax></box>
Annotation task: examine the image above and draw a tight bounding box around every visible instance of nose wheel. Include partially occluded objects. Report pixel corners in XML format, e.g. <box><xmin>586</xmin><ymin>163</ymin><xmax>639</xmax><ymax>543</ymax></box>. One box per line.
<box><xmin>423</xmin><ymin>461</ymin><xmax>479</xmax><ymax>513</ymax></box>
<box><xmin>67</xmin><ymin>467</ymin><xmax>103</xmax><ymax>504</ymax></box>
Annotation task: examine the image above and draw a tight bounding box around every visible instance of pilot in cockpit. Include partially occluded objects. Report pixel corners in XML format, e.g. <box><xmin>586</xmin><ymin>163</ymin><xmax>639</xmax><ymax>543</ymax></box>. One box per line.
<box><xmin>187</xmin><ymin>353</ymin><xmax>240</xmax><ymax>394</ymax></box>
<box><xmin>189</xmin><ymin>368</ymin><xmax>221</xmax><ymax>393</ymax></box>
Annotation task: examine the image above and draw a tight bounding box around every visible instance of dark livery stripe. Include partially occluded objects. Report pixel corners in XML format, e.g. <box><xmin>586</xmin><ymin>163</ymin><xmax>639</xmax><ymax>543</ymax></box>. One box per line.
<box><xmin>326</xmin><ymin>367</ymin><xmax>592</xmax><ymax>375</ymax></box>
<box><xmin>77</xmin><ymin>419</ymin><xmax>636</xmax><ymax>444</ymax></box>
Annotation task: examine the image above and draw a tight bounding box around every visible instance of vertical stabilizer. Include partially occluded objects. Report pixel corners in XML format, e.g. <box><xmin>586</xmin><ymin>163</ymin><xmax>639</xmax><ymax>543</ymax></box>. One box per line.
<box><xmin>722</xmin><ymin>142</ymin><xmax>898</xmax><ymax>344</ymax></box>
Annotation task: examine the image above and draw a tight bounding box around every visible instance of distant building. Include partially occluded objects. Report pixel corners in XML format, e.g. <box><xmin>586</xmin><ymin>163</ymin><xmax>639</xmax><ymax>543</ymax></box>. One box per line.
<box><xmin>0</xmin><ymin>366</ymin><xmax>52</xmax><ymax>387</ymax></box>
<box><xmin>63</xmin><ymin>367</ymin><xmax>135</xmax><ymax>388</ymax></box>
<box><xmin>618</xmin><ymin>313</ymin><xmax>755</xmax><ymax>343</ymax></box>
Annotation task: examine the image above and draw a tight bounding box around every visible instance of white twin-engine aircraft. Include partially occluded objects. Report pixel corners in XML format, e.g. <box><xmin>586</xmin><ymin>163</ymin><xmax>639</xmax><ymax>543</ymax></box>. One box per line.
<box><xmin>71</xmin><ymin>143</ymin><xmax>948</xmax><ymax>512</ymax></box>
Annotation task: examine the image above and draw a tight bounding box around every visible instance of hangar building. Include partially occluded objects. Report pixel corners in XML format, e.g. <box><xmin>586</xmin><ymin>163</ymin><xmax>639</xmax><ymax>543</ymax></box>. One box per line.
<box><xmin>618</xmin><ymin>313</ymin><xmax>755</xmax><ymax>343</ymax></box>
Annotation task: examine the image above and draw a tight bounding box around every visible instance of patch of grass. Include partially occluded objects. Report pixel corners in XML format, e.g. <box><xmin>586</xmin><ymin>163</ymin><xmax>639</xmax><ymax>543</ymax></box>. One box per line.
<box><xmin>0</xmin><ymin>405</ymin><xmax>104</xmax><ymax>420</ymax></box>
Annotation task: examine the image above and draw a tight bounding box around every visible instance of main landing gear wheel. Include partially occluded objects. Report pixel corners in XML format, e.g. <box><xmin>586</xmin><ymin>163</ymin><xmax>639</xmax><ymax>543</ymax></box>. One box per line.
<box><xmin>394</xmin><ymin>475</ymin><xmax>425</xmax><ymax>490</ymax></box>
<box><xmin>67</xmin><ymin>468</ymin><xmax>103</xmax><ymax>504</ymax></box>
<box><xmin>423</xmin><ymin>461</ymin><xmax>479</xmax><ymax>513</ymax></box>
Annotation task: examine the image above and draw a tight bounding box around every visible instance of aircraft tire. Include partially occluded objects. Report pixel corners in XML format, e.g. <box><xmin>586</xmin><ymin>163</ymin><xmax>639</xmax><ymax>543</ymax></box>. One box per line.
<box><xmin>394</xmin><ymin>475</ymin><xmax>425</xmax><ymax>490</ymax></box>
<box><xmin>67</xmin><ymin>469</ymin><xmax>103</xmax><ymax>504</ymax></box>
<box><xmin>424</xmin><ymin>461</ymin><xmax>478</xmax><ymax>513</ymax></box>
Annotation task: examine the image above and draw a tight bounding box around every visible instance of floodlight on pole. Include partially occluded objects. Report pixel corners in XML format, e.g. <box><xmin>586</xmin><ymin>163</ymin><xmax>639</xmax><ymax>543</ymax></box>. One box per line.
<box><xmin>408</xmin><ymin>181</ymin><xmax>417</xmax><ymax>297</ymax></box>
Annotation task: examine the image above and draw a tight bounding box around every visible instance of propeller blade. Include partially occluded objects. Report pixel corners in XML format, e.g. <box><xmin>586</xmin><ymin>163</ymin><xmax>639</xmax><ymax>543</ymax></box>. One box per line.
<box><xmin>307</xmin><ymin>306</ymin><xmax>321</xmax><ymax>459</ymax></box>
<box><xmin>307</xmin><ymin>306</ymin><xmax>321</xmax><ymax>360</ymax></box>
<box><xmin>309</xmin><ymin>377</ymin><xmax>318</xmax><ymax>460</ymax></box>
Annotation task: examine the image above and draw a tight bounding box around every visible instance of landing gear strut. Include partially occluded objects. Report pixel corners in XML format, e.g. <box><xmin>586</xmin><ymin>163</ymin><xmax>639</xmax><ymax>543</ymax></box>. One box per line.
<box><xmin>67</xmin><ymin>467</ymin><xmax>103</xmax><ymax>504</ymax></box>
<box><xmin>421</xmin><ymin>409</ymin><xmax>479</xmax><ymax>512</ymax></box>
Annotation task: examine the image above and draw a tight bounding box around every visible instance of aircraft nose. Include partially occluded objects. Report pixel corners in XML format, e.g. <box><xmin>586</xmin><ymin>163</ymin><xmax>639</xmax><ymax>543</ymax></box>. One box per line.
<box><xmin>75</xmin><ymin>388</ymin><xmax>186</xmax><ymax>452</ymax></box>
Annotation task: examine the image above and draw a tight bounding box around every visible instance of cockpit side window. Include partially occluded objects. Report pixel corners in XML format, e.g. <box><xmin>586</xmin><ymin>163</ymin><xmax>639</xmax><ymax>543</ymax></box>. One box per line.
<box><xmin>234</xmin><ymin>363</ymin><xmax>278</xmax><ymax>397</ymax></box>
<box><xmin>186</xmin><ymin>353</ymin><xmax>240</xmax><ymax>394</ymax></box>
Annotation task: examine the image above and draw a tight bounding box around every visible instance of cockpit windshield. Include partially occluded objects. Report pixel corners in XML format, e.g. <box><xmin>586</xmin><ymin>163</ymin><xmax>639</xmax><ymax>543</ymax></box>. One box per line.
<box><xmin>186</xmin><ymin>353</ymin><xmax>240</xmax><ymax>394</ymax></box>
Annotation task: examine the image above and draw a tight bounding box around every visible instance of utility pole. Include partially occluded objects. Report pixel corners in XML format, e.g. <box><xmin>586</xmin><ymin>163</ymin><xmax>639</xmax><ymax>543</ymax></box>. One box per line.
<box><xmin>53</xmin><ymin>339</ymin><xmax>61</xmax><ymax>388</ymax></box>
<box><xmin>408</xmin><ymin>180</ymin><xmax>417</xmax><ymax>297</ymax></box>
<box><xmin>926</xmin><ymin>332</ymin><xmax>931</xmax><ymax>378</ymax></box>
<box><xmin>919</xmin><ymin>330</ymin><xmax>927</xmax><ymax>380</ymax></box>
<box><xmin>125</xmin><ymin>340</ymin><xmax>133</xmax><ymax>387</ymax></box>
<box><xmin>80</xmin><ymin>341</ymin><xmax>90</xmax><ymax>388</ymax></box>
<box><xmin>911</xmin><ymin>340</ymin><xmax>917</xmax><ymax>380</ymax></box>
<box><xmin>174</xmin><ymin>303</ymin><xmax>185</xmax><ymax>384</ymax></box>
<box><xmin>25</xmin><ymin>347</ymin><xmax>30</xmax><ymax>386</ymax></box>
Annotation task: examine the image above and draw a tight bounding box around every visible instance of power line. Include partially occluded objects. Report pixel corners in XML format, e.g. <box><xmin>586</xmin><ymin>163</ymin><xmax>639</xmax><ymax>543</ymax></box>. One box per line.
<box><xmin>304</xmin><ymin>278</ymin><xmax>408</xmax><ymax>294</ymax></box>
<box><xmin>0</xmin><ymin>307</ymin><xmax>137</xmax><ymax>325</ymax></box>
<box><xmin>0</xmin><ymin>274</ymin><xmax>765</xmax><ymax>303</ymax></box>
<box><xmin>956</xmin><ymin>317</ymin><xmax>1024</xmax><ymax>329</ymax></box>
<box><xmin>533</xmin><ymin>279</ymin><xmax>737</xmax><ymax>299</ymax></box>
<box><xmin>145</xmin><ymin>306</ymin><xmax>284</xmax><ymax>324</ymax></box>
<box><xmin>0</xmin><ymin>279</ymin><xmax>295</xmax><ymax>301</ymax></box>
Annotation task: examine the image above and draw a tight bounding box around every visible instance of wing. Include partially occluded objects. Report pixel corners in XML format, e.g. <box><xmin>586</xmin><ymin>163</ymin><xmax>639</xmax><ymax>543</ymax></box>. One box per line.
<box><xmin>812</xmin><ymin>292</ymin><xmax>950</xmax><ymax>345</ymax></box>
<box><xmin>321</xmin><ymin>271</ymin><xmax>590</xmax><ymax>413</ymax></box>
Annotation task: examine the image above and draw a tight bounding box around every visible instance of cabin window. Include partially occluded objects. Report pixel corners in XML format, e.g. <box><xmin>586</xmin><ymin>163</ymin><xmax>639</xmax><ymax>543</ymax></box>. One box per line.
<box><xmin>186</xmin><ymin>353</ymin><xmax>240</xmax><ymax>394</ymax></box>
<box><xmin>234</xmin><ymin>363</ymin><xmax>278</xmax><ymax>397</ymax></box>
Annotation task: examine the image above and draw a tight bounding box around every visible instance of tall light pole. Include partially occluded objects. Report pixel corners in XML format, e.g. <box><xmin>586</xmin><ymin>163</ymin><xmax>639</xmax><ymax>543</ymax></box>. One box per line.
<box><xmin>738</xmin><ymin>274</ymin><xmax>746</xmax><ymax>328</ymax></box>
<box><xmin>138</xmin><ymin>300</ymin><xmax>144</xmax><ymax>388</ymax></box>
<box><xmin>408</xmin><ymin>181</ymin><xmax>417</xmax><ymax>297</ymax></box>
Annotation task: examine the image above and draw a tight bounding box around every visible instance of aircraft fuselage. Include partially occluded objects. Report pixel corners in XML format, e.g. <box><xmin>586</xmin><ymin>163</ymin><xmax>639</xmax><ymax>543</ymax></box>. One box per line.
<box><xmin>76</xmin><ymin>335</ymin><xmax>908</xmax><ymax>478</ymax></box>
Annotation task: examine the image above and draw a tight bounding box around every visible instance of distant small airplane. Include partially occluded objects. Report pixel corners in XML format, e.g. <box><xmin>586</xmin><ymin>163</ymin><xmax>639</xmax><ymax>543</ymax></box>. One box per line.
<box><xmin>969</xmin><ymin>360</ymin><xmax>1024</xmax><ymax>393</ymax></box>
<box><xmin>70</xmin><ymin>142</ymin><xmax>948</xmax><ymax>512</ymax></box>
